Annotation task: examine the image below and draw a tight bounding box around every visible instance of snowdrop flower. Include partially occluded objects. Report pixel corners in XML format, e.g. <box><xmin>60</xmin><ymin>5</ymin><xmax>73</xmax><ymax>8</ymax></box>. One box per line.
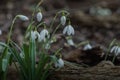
<box><xmin>83</xmin><ymin>44</ymin><xmax>92</xmax><ymax>50</ymax></box>
<box><xmin>60</xmin><ymin>16</ymin><xmax>66</xmax><ymax>26</ymax></box>
<box><xmin>39</xmin><ymin>29</ymin><xmax>49</xmax><ymax>42</ymax></box>
<box><xmin>26</xmin><ymin>31</ymin><xmax>40</xmax><ymax>41</ymax></box>
<box><xmin>110</xmin><ymin>46</ymin><xmax>120</xmax><ymax>56</ymax></box>
<box><xmin>18</xmin><ymin>15</ymin><xmax>29</xmax><ymax>21</ymax></box>
<box><xmin>34</xmin><ymin>31</ymin><xmax>40</xmax><ymax>39</ymax></box>
<box><xmin>55</xmin><ymin>58</ymin><xmax>64</xmax><ymax>68</ymax></box>
<box><xmin>67</xmin><ymin>39</ymin><xmax>74</xmax><ymax>46</ymax></box>
<box><xmin>63</xmin><ymin>25</ymin><xmax>75</xmax><ymax>35</ymax></box>
<box><xmin>30</xmin><ymin>31</ymin><xmax>36</xmax><ymax>40</ymax></box>
<box><xmin>36</xmin><ymin>12</ymin><xmax>42</xmax><ymax>22</ymax></box>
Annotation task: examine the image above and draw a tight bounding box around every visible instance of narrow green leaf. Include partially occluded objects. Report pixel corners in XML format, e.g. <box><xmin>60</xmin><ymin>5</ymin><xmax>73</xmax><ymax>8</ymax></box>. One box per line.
<box><xmin>2</xmin><ymin>58</ymin><xmax>8</xmax><ymax>72</ymax></box>
<box><xmin>29</xmin><ymin>38</ymin><xmax>36</xmax><ymax>80</ymax></box>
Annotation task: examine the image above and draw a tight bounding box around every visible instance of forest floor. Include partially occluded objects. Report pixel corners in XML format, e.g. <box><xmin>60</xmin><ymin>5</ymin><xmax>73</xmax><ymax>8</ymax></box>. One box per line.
<box><xmin>0</xmin><ymin>0</ymin><xmax>120</xmax><ymax>80</ymax></box>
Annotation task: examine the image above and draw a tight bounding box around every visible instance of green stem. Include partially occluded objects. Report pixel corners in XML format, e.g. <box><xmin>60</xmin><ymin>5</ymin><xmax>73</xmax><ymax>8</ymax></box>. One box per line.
<box><xmin>49</xmin><ymin>10</ymin><xmax>69</xmax><ymax>33</ymax></box>
<box><xmin>51</xmin><ymin>23</ymin><xmax>61</xmax><ymax>38</ymax></box>
<box><xmin>7</xmin><ymin>16</ymin><xmax>18</xmax><ymax>45</ymax></box>
<box><xmin>58</xmin><ymin>10</ymin><xmax>70</xmax><ymax>16</ymax></box>
<box><xmin>36</xmin><ymin>22</ymin><xmax>45</xmax><ymax>29</ymax></box>
<box><xmin>112</xmin><ymin>55</ymin><xmax>116</xmax><ymax>63</ymax></box>
<box><xmin>2</xmin><ymin>16</ymin><xmax>18</xmax><ymax>59</ymax></box>
<box><xmin>49</xmin><ymin>13</ymin><xmax>58</xmax><ymax>32</ymax></box>
<box><xmin>31</xmin><ymin>0</ymin><xmax>43</xmax><ymax>22</ymax></box>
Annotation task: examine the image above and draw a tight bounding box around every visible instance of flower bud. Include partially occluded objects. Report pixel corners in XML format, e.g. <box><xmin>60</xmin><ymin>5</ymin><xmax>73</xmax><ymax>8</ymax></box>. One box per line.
<box><xmin>36</xmin><ymin>12</ymin><xmax>43</xmax><ymax>22</ymax></box>
<box><xmin>60</xmin><ymin>16</ymin><xmax>66</xmax><ymax>26</ymax></box>
<box><xmin>18</xmin><ymin>15</ymin><xmax>29</xmax><ymax>21</ymax></box>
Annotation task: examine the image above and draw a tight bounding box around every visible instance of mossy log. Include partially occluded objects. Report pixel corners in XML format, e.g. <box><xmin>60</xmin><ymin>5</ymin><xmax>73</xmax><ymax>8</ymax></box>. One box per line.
<box><xmin>7</xmin><ymin>61</ymin><xmax>120</xmax><ymax>80</ymax></box>
<box><xmin>49</xmin><ymin>61</ymin><xmax>120</xmax><ymax>80</ymax></box>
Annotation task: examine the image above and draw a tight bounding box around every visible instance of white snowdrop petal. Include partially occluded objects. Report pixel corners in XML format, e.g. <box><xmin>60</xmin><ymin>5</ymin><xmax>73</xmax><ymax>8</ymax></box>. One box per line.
<box><xmin>39</xmin><ymin>29</ymin><xmax>49</xmax><ymax>42</ymax></box>
<box><xmin>116</xmin><ymin>48</ymin><xmax>120</xmax><ymax>56</ymax></box>
<box><xmin>31</xmin><ymin>31</ymin><xmax>36</xmax><ymax>40</ymax></box>
<box><xmin>18</xmin><ymin>15</ymin><xmax>29</xmax><ymax>21</ymax></box>
<box><xmin>83</xmin><ymin>44</ymin><xmax>92</xmax><ymax>50</ymax></box>
<box><xmin>63</xmin><ymin>26</ymin><xmax>67</xmax><ymax>34</ymax></box>
<box><xmin>60</xmin><ymin>16</ymin><xmax>66</xmax><ymax>26</ymax></box>
<box><xmin>39</xmin><ymin>33</ymin><xmax>44</xmax><ymax>41</ymax></box>
<box><xmin>70</xmin><ymin>25</ymin><xmax>75</xmax><ymax>35</ymax></box>
<box><xmin>38</xmin><ymin>34</ymin><xmax>41</xmax><ymax>42</ymax></box>
<box><xmin>34</xmin><ymin>31</ymin><xmax>39</xmax><ymax>39</ymax></box>
<box><xmin>111</xmin><ymin>46</ymin><xmax>118</xmax><ymax>53</ymax></box>
<box><xmin>55</xmin><ymin>58</ymin><xmax>64</xmax><ymax>68</ymax></box>
<box><xmin>58</xmin><ymin>58</ymin><xmax>64</xmax><ymax>68</ymax></box>
<box><xmin>110</xmin><ymin>46</ymin><xmax>118</xmax><ymax>53</ymax></box>
<box><xmin>36</xmin><ymin>12</ymin><xmax>43</xmax><ymax>22</ymax></box>
<box><xmin>114</xmin><ymin>47</ymin><xmax>118</xmax><ymax>54</ymax></box>
<box><xmin>67</xmin><ymin>26</ymin><xmax>71</xmax><ymax>35</ymax></box>
<box><xmin>0</xmin><ymin>29</ymin><xmax>2</xmax><ymax>35</ymax></box>
<box><xmin>63</xmin><ymin>25</ymin><xmax>75</xmax><ymax>35</ymax></box>
<box><xmin>110</xmin><ymin>46</ymin><xmax>120</xmax><ymax>56</ymax></box>
<box><xmin>110</xmin><ymin>46</ymin><xmax>115</xmax><ymax>53</ymax></box>
<box><xmin>67</xmin><ymin>39</ymin><xmax>74</xmax><ymax>46</ymax></box>
<box><xmin>71</xmin><ymin>27</ymin><xmax>75</xmax><ymax>35</ymax></box>
<box><xmin>115</xmin><ymin>47</ymin><xmax>119</xmax><ymax>56</ymax></box>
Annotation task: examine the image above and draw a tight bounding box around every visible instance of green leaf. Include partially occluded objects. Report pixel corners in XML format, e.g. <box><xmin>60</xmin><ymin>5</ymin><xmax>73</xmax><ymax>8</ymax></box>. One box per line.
<box><xmin>50</xmin><ymin>55</ymin><xmax>57</xmax><ymax>63</ymax></box>
<box><xmin>2</xmin><ymin>58</ymin><xmax>8</xmax><ymax>72</ymax></box>
<box><xmin>23</xmin><ymin>43</ymin><xmax>30</xmax><ymax>64</ymax></box>
<box><xmin>29</xmin><ymin>38</ymin><xmax>36</xmax><ymax>80</ymax></box>
<box><xmin>36</xmin><ymin>53</ymin><xmax>50</xmax><ymax>80</ymax></box>
<box><xmin>41</xmin><ymin>63</ymin><xmax>51</xmax><ymax>80</ymax></box>
<box><xmin>0</xmin><ymin>42</ymin><xmax>9</xmax><ymax>58</ymax></box>
<box><xmin>10</xmin><ymin>42</ymin><xmax>28</xmax><ymax>79</ymax></box>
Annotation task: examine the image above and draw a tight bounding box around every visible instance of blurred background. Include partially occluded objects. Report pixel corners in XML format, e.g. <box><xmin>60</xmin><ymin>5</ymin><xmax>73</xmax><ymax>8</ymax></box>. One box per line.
<box><xmin>0</xmin><ymin>0</ymin><xmax>120</xmax><ymax>48</ymax></box>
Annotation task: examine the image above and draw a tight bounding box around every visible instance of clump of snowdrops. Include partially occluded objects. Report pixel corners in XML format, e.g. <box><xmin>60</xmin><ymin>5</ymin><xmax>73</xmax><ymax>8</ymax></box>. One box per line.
<box><xmin>105</xmin><ymin>39</ymin><xmax>120</xmax><ymax>63</ymax></box>
<box><xmin>0</xmin><ymin>2</ymin><xmax>75</xmax><ymax>80</ymax></box>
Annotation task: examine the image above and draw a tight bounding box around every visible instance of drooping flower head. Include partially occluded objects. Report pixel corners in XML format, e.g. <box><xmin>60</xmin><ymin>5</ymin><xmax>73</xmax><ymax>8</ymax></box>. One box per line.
<box><xmin>63</xmin><ymin>25</ymin><xmax>75</xmax><ymax>36</ymax></box>
<box><xmin>18</xmin><ymin>15</ymin><xmax>29</xmax><ymax>21</ymax></box>
<box><xmin>55</xmin><ymin>58</ymin><xmax>64</xmax><ymax>68</ymax></box>
<box><xmin>30</xmin><ymin>31</ymin><xmax>40</xmax><ymax>40</ymax></box>
<box><xmin>60</xmin><ymin>16</ymin><xmax>66</xmax><ymax>26</ymax></box>
<box><xmin>110</xmin><ymin>46</ymin><xmax>120</xmax><ymax>56</ymax></box>
<box><xmin>26</xmin><ymin>30</ymin><xmax>40</xmax><ymax>41</ymax></box>
<box><xmin>36</xmin><ymin>12</ymin><xmax>43</xmax><ymax>22</ymax></box>
<box><xmin>39</xmin><ymin>29</ymin><xmax>49</xmax><ymax>42</ymax></box>
<box><xmin>83</xmin><ymin>44</ymin><xmax>92</xmax><ymax>50</ymax></box>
